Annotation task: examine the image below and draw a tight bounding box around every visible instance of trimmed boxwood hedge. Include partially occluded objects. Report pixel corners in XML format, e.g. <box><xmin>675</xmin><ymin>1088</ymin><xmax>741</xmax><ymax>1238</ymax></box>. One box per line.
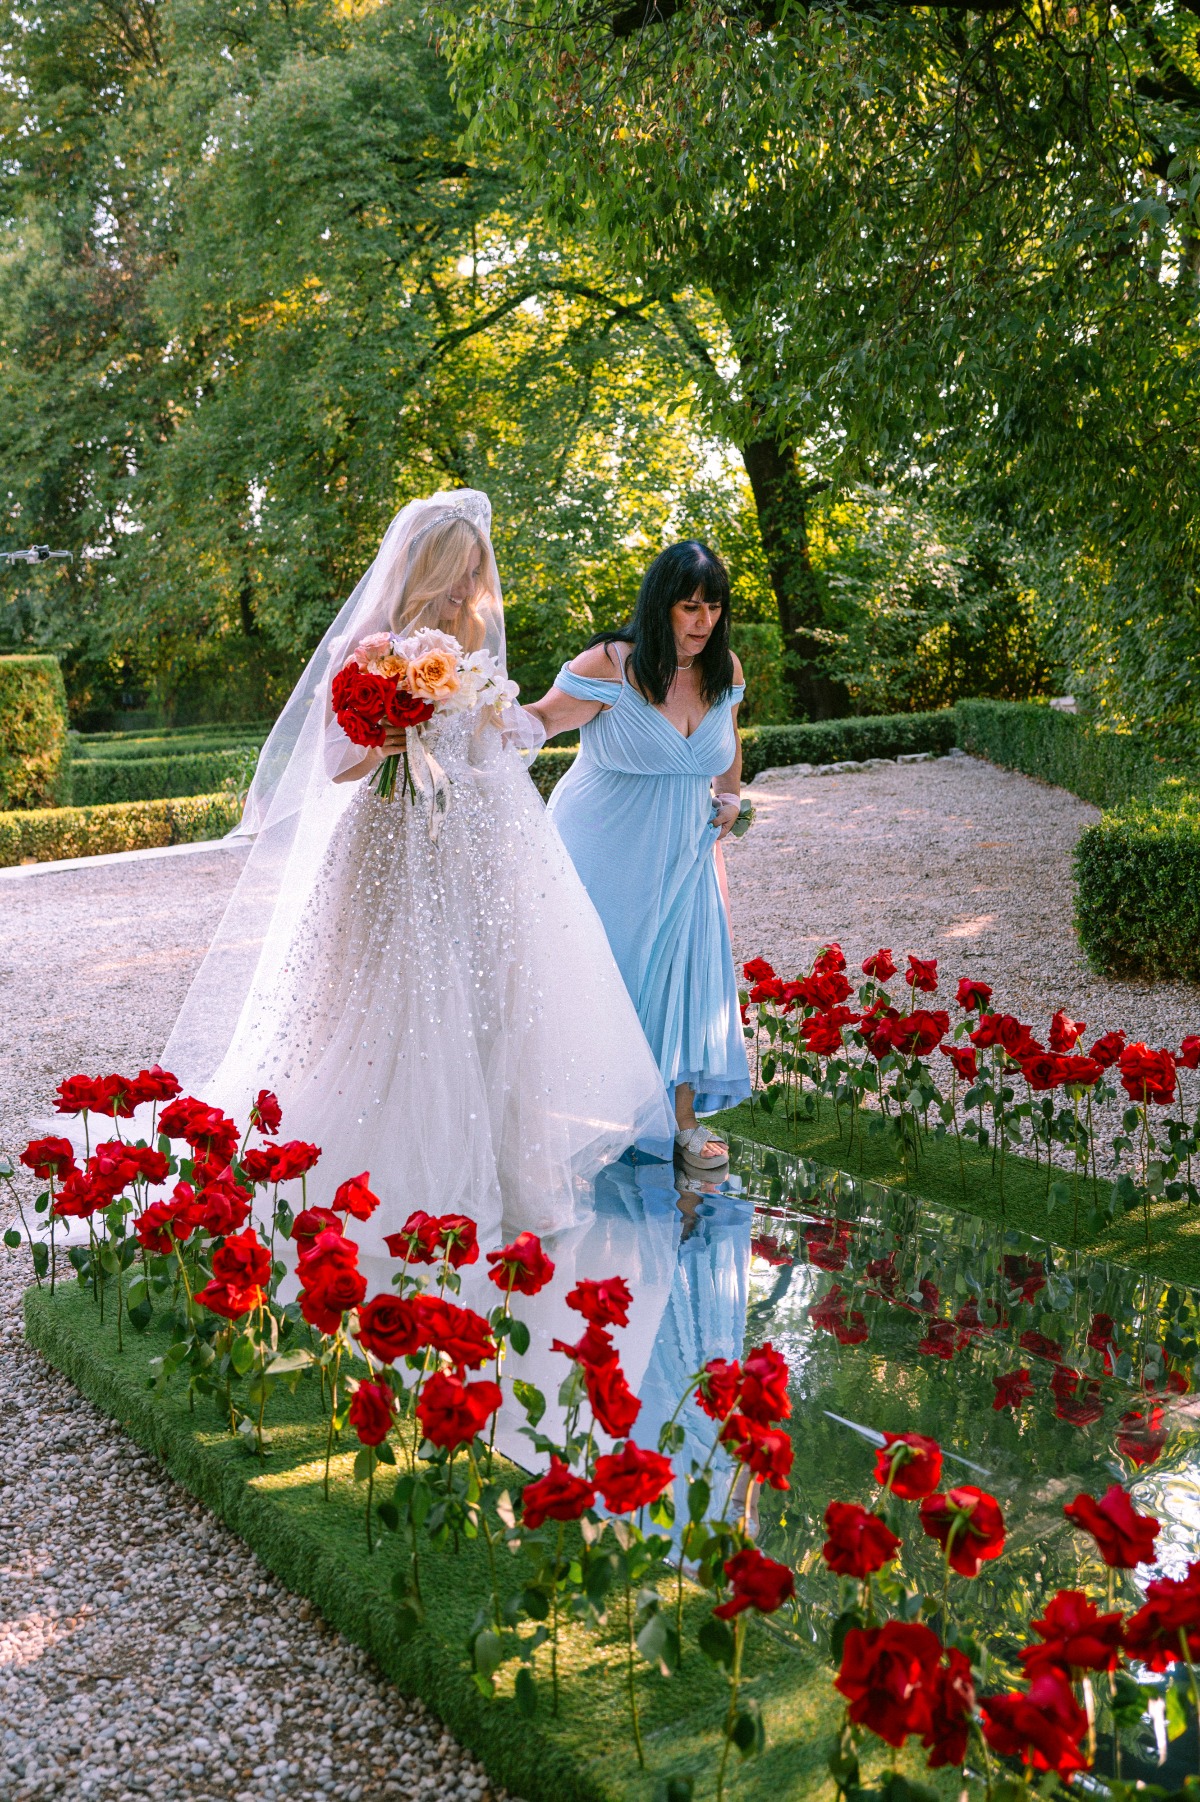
<box><xmin>0</xmin><ymin>652</ymin><xmax>69</xmax><ymax>809</ymax></box>
<box><xmin>953</xmin><ymin>699</ymin><xmax>1180</xmax><ymax>807</ymax></box>
<box><xmin>0</xmin><ymin>791</ymin><xmax>240</xmax><ymax>868</ymax></box>
<box><xmin>70</xmin><ymin>745</ymin><xmax>257</xmax><ymax>806</ymax></box>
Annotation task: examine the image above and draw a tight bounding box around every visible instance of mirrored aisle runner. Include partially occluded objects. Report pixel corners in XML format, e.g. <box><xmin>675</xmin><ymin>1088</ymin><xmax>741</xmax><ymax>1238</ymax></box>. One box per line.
<box><xmin>468</xmin><ymin>1134</ymin><xmax>1200</xmax><ymax>1786</ymax></box>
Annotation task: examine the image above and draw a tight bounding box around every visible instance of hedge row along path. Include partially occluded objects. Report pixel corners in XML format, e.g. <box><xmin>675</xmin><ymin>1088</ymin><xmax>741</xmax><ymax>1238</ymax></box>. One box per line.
<box><xmin>2</xmin><ymin>753</ymin><xmax>1197</xmax><ymax>1802</ymax></box>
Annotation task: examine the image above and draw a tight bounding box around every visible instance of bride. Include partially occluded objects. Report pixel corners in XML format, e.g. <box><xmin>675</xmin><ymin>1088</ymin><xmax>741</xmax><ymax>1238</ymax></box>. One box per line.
<box><xmin>160</xmin><ymin>491</ymin><xmax>674</xmax><ymax>1268</ymax></box>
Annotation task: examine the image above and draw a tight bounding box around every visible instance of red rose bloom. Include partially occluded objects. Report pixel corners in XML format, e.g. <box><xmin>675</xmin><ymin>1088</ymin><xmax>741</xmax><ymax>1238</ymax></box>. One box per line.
<box><xmin>940</xmin><ymin>1043</ymin><xmax>978</xmax><ymax>1082</ymax></box>
<box><xmin>992</xmin><ymin>1368</ymin><xmax>1034</xmax><ymax>1412</ymax></box>
<box><xmin>269</xmin><ymin>1140</ymin><xmax>322</xmax><ymax>1183</ymax></box>
<box><xmin>814</xmin><ymin>941</ymin><xmax>847</xmax><ymax>975</ymax></box>
<box><xmin>355</xmin><ymin>1294</ymin><xmax>424</xmax><ymax>1363</ymax></box>
<box><xmin>195</xmin><ymin>1279</ymin><xmax>262</xmax><ymax>1320</ymax></box>
<box><xmin>127</xmin><ymin>1065</ymin><xmax>182</xmax><ymax>1105</ymax></box>
<box><xmin>796</xmin><ymin>970</ymin><xmax>854</xmax><ymax>1010</ymax></box>
<box><xmin>124</xmin><ymin>1145</ymin><xmax>170</xmax><ymax>1184</ymax></box>
<box><xmin>383</xmin><ymin>1209</ymin><xmax>441</xmax><ymax>1264</ymax></box>
<box><xmin>486</xmin><ymin>1231</ymin><xmax>556</xmax><ymax>1296</ymax></box>
<box><xmin>803</xmin><ymin>1012</ymin><xmax>846</xmax><ymax>1056</ymax></box>
<box><xmin>135</xmin><ymin>1199</ymin><xmax>177</xmax><ymax>1254</ymax></box>
<box><xmin>297</xmin><ymin>1228</ymin><xmax>359</xmax><ymax>1283</ymax></box>
<box><xmin>714</xmin><ymin>1547</ymin><xmax>795</xmax><ymax>1620</ymax></box>
<box><xmin>739</xmin><ymin>1341</ymin><xmax>790</xmax><ymax>1424</ymax></box>
<box><xmin>552</xmin><ymin>1322</ymin><xmax>618</xmax><ymax>1370</ymax></box>
<box><xmin>1060</xmin><ymin>1054</ymin><xmax>1103</xmax><ymax>1088</ymax></box>
<box><xmin>593</xmin><ymin>1440</ymin><xmax>673</xmax><ymax>1513</ymax></box>
<box><xmin>1118</xmin><ymin>1042</ymin><xmax>1177</xmax><ymax>1106</ymax></box>
<box><xmin>875</xmin><ymin>1431</ymin><xmax>943</xmax><ymax>1500</ymax></box>
<box><xmin>862</xmin><ymin>949</ymin><xmax>897</xmax><ymax>982</ymax></box>
<box><xmin>521</xmin><ymin>1456</ymin><xmax>595</xmax><ymax>1530</ymax></box>
<box><xmin>750</xmin><ymin>977</ymin><xmax>784</xmax><ymax>1005</ymax></box>
<box><xmin>195</xmin><ymin>1174</ymin><xmax>252</xmax><ymax>1238</ymax></box>
<box><xmin>695</xmin><ymin>1357</ymin><xmax>742</xmax><ymax>1421</ymax></box>
<box><xmin>905</xmin><ymin>955</ymin><xmax>938</xmax><ymax>993</ymax></box>
<box><xmin>333</xmin><ymin>1171</ymin><xmax>380</xmax><ymax>1222</ymax></box>
<box><xmin>54</xmin><ymin>1074</ymin><xmax>106</xmax><ymax>1116</ymax></box>
<box><xmin>1020</xmin><ymin>1590</ymin><xmax>1124</xmax><ymax>1678</ymax></box>
<box><xmin>955</xmin><ymin>977</ymin><xmax>992</xmax><ymax>1011</ymax></box>
<box><xmin>427</xmin><ymin>1214</ymin><xmax>479</xmax><ymax>1268</ymax></box>
<box><xmin>1089</xmin><ymin>1028</ymin><xmax>1126</xmax><ymax>1068</ymax></box>
<box><xmin>834</xmin><ymin>1621</ymin><xmax>941</xmax><ymax>1747</ymax></box>
<box><xmin>386</xmin><ymin>687</ymin><xmax>435</xmax><ymax>730</ymax></box>
<box><xmin>416</xmin><ymin>1370</ymin><xmax>502</xmax><ymax>1449</ymax></box>
<box><xmin>212</xmin><ymin>1227</ymin><xmax>271</xmax><ymax>1290</ymax></box>
<box><xmin>290</xmin><ymin>1206</ymin><xmax>343</xmax><ymax>1251</ymax></box>
<box><xmin>1019</xmin><ymin>1328</ymin><xmax>1063</xmax><ymax>1363</ymax></box>
<box><xmin>20</xmin><ymin>1137</ymin><xmax>77</xmax><ymax>1180</ymax></box>
<box><xmin>742</xmin><ymin>956</ymin><xmax>776</xmax><ymax>982</ymax></box>
<box><xmin>300</xmin><ymin>1267</ymin><xmax>368</xmax><ymax>1335</ymax></box>
<box><xmin>1180</xmin><ymin>1035</ymin><xmax>1200</xmax><ymax>1070</ymax></box>
<box><xmin>1020</xmin><ymin>1052</ymin><xmax>1068</xmax><ymax>1092</ymax></box>
<box><xmin>1063</xmin><ymin>1485</ymin><xmax>1160</xmax><ymax>1568</ymax></box>
<box><xmin>1122</xmin><ymin>1561</ymin><xmax>1200</xmax><ymax>1670</ymax></box>
<box><xmin>238</xmin><ymin>1147</ymin><xmax>277</xmax><ymax>1185</ymax></box>
<box><xmin>158</xmin><ymin>1097</ymin><xmax>239</xmax><ymax>1161</ymax></box>
<box><xmin>565</xmin><ymin>1275</ymin><xmax>633</xmax><ymax>1328</ymax></box>
<box><xmin>1116</xmin><ymin>1405</ymin><xmax>1168</xmax><ymax>1469</ymax></box>
<box><xmin>923</xmin><ymin>1647</ymin><xmax>975</xmax><ymax>1768</ymax></box>
<box><xmin>331</xmin><ymin>664</ymin><xmax>390</xmax><ymax>746</ymax></box>
<box><xmin>981</xmin><ymin>1674</ymin><xmax>1089</xmax><ymax>1775</ymax></box>
<box><xmin>413</xmin><ymin>1296</ymin><xmax>496</xmax><ymax>1369</ymax></box>
<box><xmin>349</xmin><ymin>1380</ymin><xmax>397</xmax><ymax>1447</ymax></box>
<box><xmin>1049</xmin><ymin>1010</ymin><xmax>1086</xmax><ymax>1053</ymax></box>
<box><xmin>895</xmin><ymin>1009</ymin><xmax>951</xmax><ymax>1057</ymax></box>
<box><xmin>919</xmin><ymin>1485</ymin><xmax>1006</xmax><ymax>1576</ymax></box>
<box><xmin>585</xmin><ymin>1358</ymin><xmax>641</xmax><ymax>1439</ymax></box>
<box><xmin>721</xmin><ymin>1415</ymin><xmax>793</xmax><ymax>1490</ymax></box>
<box><xmin>250</xmin><ymin>1089</ymin><xmax>282</xmax><ymax>1134</ymax></box>
<box><xmin>822</xmin><ymin>1500</ymin><xmax>900</xmax><ymax>1578</ymax></box>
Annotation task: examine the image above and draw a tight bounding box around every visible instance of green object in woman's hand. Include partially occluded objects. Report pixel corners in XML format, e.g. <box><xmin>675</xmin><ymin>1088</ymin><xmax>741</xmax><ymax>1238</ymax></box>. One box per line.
<box><xmin>728</xmin><ymin>798</ymin><xmax>755</xmax><ymax>838</ymax></box>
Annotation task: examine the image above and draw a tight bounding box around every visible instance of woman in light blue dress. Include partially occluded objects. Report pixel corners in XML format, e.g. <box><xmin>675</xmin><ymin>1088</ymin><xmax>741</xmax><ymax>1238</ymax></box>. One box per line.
<box><xmin>527</xmin><ymin>542</ymin><xmax>751</xmax><ymax>1172</ymax></box>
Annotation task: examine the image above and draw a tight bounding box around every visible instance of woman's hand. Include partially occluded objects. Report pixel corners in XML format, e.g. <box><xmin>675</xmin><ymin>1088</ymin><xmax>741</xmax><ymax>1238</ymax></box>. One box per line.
<box><xmin>712</xmin><ymin>796</ymin><xmax>741</xmax><ymax>840</ymax></box>
<box><xmin>379</xmin><ymin>726</ymin><xmax>408</xmax><ymax>755</ymax></box>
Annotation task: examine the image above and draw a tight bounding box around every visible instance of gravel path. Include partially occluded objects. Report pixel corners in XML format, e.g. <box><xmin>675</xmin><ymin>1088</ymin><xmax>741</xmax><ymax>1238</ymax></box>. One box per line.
<box><xmin>2</xmin><ymin>755</ymin><xmax>1197</xmax><ymax>1802</ymax></box>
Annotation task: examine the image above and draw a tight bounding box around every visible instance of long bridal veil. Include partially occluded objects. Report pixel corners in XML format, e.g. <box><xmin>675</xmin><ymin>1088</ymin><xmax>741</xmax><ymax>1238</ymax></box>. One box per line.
<box><xmin>162</xmin><ymin>490</ymin><xmax>505</xmax><ymax>1092</ymax></box>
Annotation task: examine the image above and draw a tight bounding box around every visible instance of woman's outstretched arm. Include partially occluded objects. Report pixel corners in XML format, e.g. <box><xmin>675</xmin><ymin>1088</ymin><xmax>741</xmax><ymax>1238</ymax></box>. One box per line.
<box><xmin>524</xmin><ymin>643</ymin><xmax>621</xmax><ymax>741</ymax></box>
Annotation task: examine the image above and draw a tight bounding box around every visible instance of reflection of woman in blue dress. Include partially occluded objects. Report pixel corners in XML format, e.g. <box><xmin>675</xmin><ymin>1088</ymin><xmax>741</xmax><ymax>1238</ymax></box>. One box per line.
<box><xmin>528</xmin><ymin>542</ymin><xmax>751</xmax><ymax>1173</ymax></box>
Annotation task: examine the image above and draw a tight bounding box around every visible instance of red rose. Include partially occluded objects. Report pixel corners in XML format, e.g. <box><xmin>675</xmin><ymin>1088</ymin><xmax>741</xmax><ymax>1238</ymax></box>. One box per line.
<box><xmin>239</xmin><ymin>1147</ymin><xmax>277</xmax><ymax>1185</ymax></box>
<box><xmin>1049</xmin><ymin>1010</ymin><xmax>1086</xmax><ymax>1053</ymax></box>
<box><xmin>940</xmin><ymin>1044</ymin><xmax>978</xmax><ymax>1082</ymax></box>
<box><xmin>804</xmin><ymin>1219</ymin><xmax>852</xmax><ymax>1271</ymax></box>
<box><xmin>135</xmin><ymin>1199</ymin><xmax>177</xmax><ymax>1253</ymax></box>
<box><xmin>751</xmin><ymin>1233</ymin><xmax>794</xmax><ymax>1267</ymax></box>
<box><xmin>552</xmin><ymin>1323</ymin><xmax>618</xmax><ymax>1370</ymax></box>
<box><xmin>1180</xmin><ymin>1035</ymin><xmax>1200</xmax><ymax>1070</ymax></box>
<box><xmin>349</xmin><ymin>1380</ymin><xmax>397</xmax><ymax>1447</ymax></box>
<box><xmin>1118</xmin><ymin>1042</ymin><xmax>1177</xmax><ymax>1106</ymax></box>
<box><xmin>822</xmin><ymin>1500</ymin><xmax>900</xmax><ymax>1578</ymax></box>
<box><xmin>565</xmin><ymin>1275</ymin><xmax>632</xmax><ymax>1328</ymax></box>
<box><xmin>290</xmin><ymin>1206</ymin><xmax>343</xmax><ymax>1251</ymax></box>
<box><xmin>1020</xmin><ymin>1590</ymin><xmax>1124</xmax><ymax>1678</ymax></box>
<box><xmin>1020</xmin><ymin>1052</ymin><xmax>1068</xmax><ymax>1092</ymax></box>
<box><xmin>1122</xmin><ymin>1561</ymin><xmax>1200</xmax><ymax>1670</ymax></box>
<box><xmin>413</xmin><ymin>1296</ymin><xmax>496</xmax><ymax>1369</ymax></box>
<box><xmin>521</xmin><ymin>1456</ymin><xmax>595</xmax><ymax>1530</ymax></box>
<box><xmin>1064</xmin><ymin>1485</ymin><xmax>1160</xmax><ymax>1568</ymax></box>
<box><xmin>1060</xmin><ymin>1054</ymin><xmax>1103</xmax><ymax>1088</ymax></box>
<box><xmin>250</xmin><ymin>1089</ymin><xmax>282</xmax><ymax>1134</ymax></box>
<box><xmin>383</xmin><ymin>1209</ymin><xmax>440</xmax><ymax>1263</ymax></box>
<box><xmin>1019</xmin><ymin>1328</ymin><xmax>1063</xmax><ymax>1362</ymax></box>
<box><xmin>158</xmin><ymin>1097</ymin><xmax>239</xmax><ymax>1161</ymax></box>
<box><xmin>803</xmin><ymin>1012</ymin><xmax>846</xmax><ymax>1056</ymax></box>
<box><xmin>430</xmin><ymin>1214</ymin><xmax>479</xmax><ymax>1268</ymax></box>
<box><xmin>416</xmin><ymin>1370</ymin><xmax>502</xmax><ymax>1449</ymax></box>
<box><xmin>333</xmin><ymin>1171</ymin><xmax>380</xmax><ymax>1222</ymax></box>
<box><xmin>20</xmin><ymin>1137</ymin><xmax>77</xmax><ymax>1180</ymax></box>
<box><xmin>739</xmin><ymin>1341</ymin><xmax>790</xmax><ymax>1424</ymax></box>
<box><xmin>385</xmin><ymin>686</ymin><xmax>435</xmax><ymax>730</ymax></box>
<box><xmin>955</xmin><ymin>977</ymin><xmax>992</xmax><ymax>1011</ymax></box>
<box><xmin>331</xmin><ymin>664</ymin><xmax>389</xmax><ymax>746</ymax></box>
<box><xmin>1116</xmin><ymin>1405</ymin><xmax>1167</xmax><ymax>1468</ymax></box>
<box><xmin>905</xmin><ymin>954</ymin><xmax>938</xmax><ymax>993</ymax></box>
<box><xmin>923</xmin><ymin>1647</ymin><xmax>975</xmax><ymax>1768</ymax></box>
<box><xmin>125</xmin><ymin>1145</ymin><xmax>170</xmax><ymax>1184</ymax></box>
<box><xmin>486</xmin><ymin>1231</ymin><xmax>555</xmax><ymax>1296</ymax></box>
<box><xmin>212</xmin><ymin>1227</ymin><xmax>271</xmax><ymax>1290</ymax></box>
<box><xmin>270</xmin><ymin>1140</ymin><xmax>322</xmax><ymax>1183</ymax></box>
<box><xmin>834</xmin><ymin>1621</ymin><xmax>941</xmax><ymax>1747</ymax></box>
<box><xmin>795</xmin><ymin>970</ymin><xmax>853</xmax><ymax>1010</ymax></box>
<box><xmin>695</xmin><ymin>1357</ymin><xmax>742</xmax><ymax>1421</ymax></box>
<box><xmin>585</xmin><ymin>1358</ymin><xmax>641</xmax><ymax>1439</ymax></box>
<box><xmin>195</xmin><ymin>1173</ymin><xmax>252</xmax><ymax>1238</ymax></box>
<box><xmin>593</xmin><ymin>1440</ymin><xmax>673</xmax><ymax>1513</ymax></box>
<box><xmin>300</xmin><ymin>1267</ymin><xmax>368</xmax><ymax>1335</ymax></box>
<box><xmin>355</xmin><ymin>1294</ymin><xmax>424</xmax><ymax>1363</ymax></box>
<box><xmin>297</xmin><ymin>1228</ymin><xmax>359</xmax><ymax>1283</ymax></box>
<box><xmin>1089</xmin><ymin>1028</ymin><xmax>1126</xmax><ymax>1069</ymax></box>
<box><xmin>894</xmin><ymin>1009</ymin><xmax>950</xmax><ymax>1057</ymax></box>
<box><xmin>742</xmin><ymin>956</ymin><xmax>776</xmax><ymax>982</ymax></box>
<box><xmin>875</xmin><ymin>1431</ymin><xmax>942</xmax><ymax>1500</ymax></box>
<box><xmin>127</xmin><ymin>1065</ymin><xmax>182</xmax><ymax>1106</ymax></box>
<box><xmin>862</xmin><ymin>948</ymin><xmax>897</xmax><ymax>982</ymax></box>
<box><xmin>749</xmin><ymin>977</ymin><xmax>784</xmax><ymax>1005</ymax></box>
<box><xmin>722</xmin><ymin>1415</ymin><xmax>793</xmax><ymax>1490</ymax></box>
<box><xmin>919</xmin><ymin>1485</ymin><xmax>1005</xmax><ymax>1576</ymax></box>
<box><xmin>981</xmin><ymin>1674</ymin><xmax>1089</xmax><ymax>1775</ymax></box>
<box><xmin>714</xmin><ymin>1547</ymin><xmax>795</xmax><ymax>1619</ymax></box>
<box><xmin>992</xmin><ymin>1368</ymin><xmax>1034</xmax><ymax>1412</ymax></box>
<box><xmin>54</xmin><ymin>1074</ymin><xmax>106</xmax><ymax>1116</ymax></box>
<box><xmin>814</xmin><ymin>941</ymin><xmax>846</xmax><ymax>974</ymax></box>
<box><xmin>195</xmin><ymin>1279</ymin><xmax>262</xmax><ymax>1321</ymax></box>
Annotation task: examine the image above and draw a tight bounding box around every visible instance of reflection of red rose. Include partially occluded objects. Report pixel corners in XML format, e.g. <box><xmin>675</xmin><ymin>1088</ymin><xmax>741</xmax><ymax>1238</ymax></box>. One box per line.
<box><xmin>1021</xmin><ymin>1590</ymin><xmax>1123</xmax><ymax>1678</ymax></box>
<box><xmin>1063</xmin><ymin>1485</ymin><xmax>1160</xmax><ymax>1568</ymax></box>
<box><xmin>981</xmin><ymin>1675</ymin><xmax>1088</xmax><ymax>1775</ymax></box>
<box><xmin>822</xmin><ymin>1501</ymin><xmax>899</xmax><ymax>1578</ymax></box>
<box><xmin>1116</xmin><ymin>1405</ymin><xmax>1167</xmax><ymax>1468</ymax></box>
<box><xmin>835</xmin><ymin>1621</ymin><xmax>940</xmax><ymax>1747</ymax></box>
<box><xmin>924</xmin><ymin>1647</ymin><xmax>975</xmax><ymax>1768</ymax></box>
<box><xmin>992</xmin><ymin>1368</ymin><xmax>1034</xmax><ymax>1412</ymax></box>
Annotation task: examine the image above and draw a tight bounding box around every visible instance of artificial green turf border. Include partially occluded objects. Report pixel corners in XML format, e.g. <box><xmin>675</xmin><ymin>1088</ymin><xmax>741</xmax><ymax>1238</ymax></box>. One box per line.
<box><xmin>711</xmin><ymin>1099</ymin><xmax>1200</xmax><ymax>1285</ymax></box>
<box><xmin>24</xmin><ymin>1279</ymin><xmax>905</xmax><ymax>1802</ymax></box>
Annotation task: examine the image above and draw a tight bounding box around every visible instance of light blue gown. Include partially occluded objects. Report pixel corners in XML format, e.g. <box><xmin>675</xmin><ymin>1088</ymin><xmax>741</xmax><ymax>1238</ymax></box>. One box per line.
<box><xmin>547</xmin><ymin>654</ymin><xmax>752</xmax><ymax>1116</ymax></box>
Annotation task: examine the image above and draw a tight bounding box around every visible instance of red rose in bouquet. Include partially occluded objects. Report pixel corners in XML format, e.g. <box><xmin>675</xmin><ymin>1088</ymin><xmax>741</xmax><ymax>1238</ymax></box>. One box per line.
<box><xmin>331</xmin><ymin>665</ymin><xmax>390</xmax><ymax>746</ymax></box>
<box><xmin>238</xmin><ymin>1147</ymin><xmax>277</xmax><ymax>1185</ymax></box>
<box><xmin>803</xmin><ymin>1011</ymin><xmax>847</xmax><ymax>1056</ymax></box>
<box><xmin>585</xmin><ymin>1358</ymin><xmax>641</xmax><ymax>1439</ymax></box>
<box><xmin>875</xmin><ymin>1431</ymin><xmax>942</xmax><ymax>1499</ymax></box>
<box><xmin>593</xmin><ymin>1441</ymin><xmax>673</xmax><ymax>1513</ymax></box>
<box><xmin>349</xmin><ymin>1380</ymin><xmax>397</xmax><ymax>1447</ymax></box>
<box><xmin>749</xmin><ymin>976</ymin><xmax>785</xmax><ymax>1005</ymax></box>
<box><xmin>158</xmin><ymin>1097</ymin><xmax>240</xmax><ymax>1164</ymax></box>
<box><xmin>566</xmin><ymin>1274</ymin><xmax>632</xmax><ymax>1328</ymax></box>
<box><xmin>1063</xmin><ymin>1485</ymin><xmax>1160</xmax><ymax>1567</ymax></box>
<box><xmin>416</xmin><ymin>1370</ymin><xmax>501</xmax><ymax>1449</ymax></box>
<box><xmin>796</xmin><ymin>970</ymin><xmax>853</xmax><ymax>1010</ymax></box>
<box><xmin>714</xmin><ymin>1547</ymin><xmax>795</xmax><ymax>1619</ymax></box>
<box><xmin>920</xmin><ymin>1485</ymin><xmax>1006</xmax><ymax>1576</ymax></box>
<box><xmin>486</xmin><ymin>1231</ymin><xmax>555</xmax><ymax>1296</ymax></box>
<box><xmin>356</xmin><ymin>1294</ymin><xmax>424</xmax><ymax>1363</ymax></box>
<box><xmin>835</xmin><ymin>1621</ymin><xmax>941</xmax><ymax>1747</ymax></box>
<box><xmin>427</xmin><ymin>1214</ymin><xmax>479</xmax><ymax>1268</ymax></box>
<box><xmin>521</xmin><ymin>1457</ymin><xmax>594</xmax><ymax>1529</ymax></box>
<box><xmin>822</xmin><ymin>1500</ymin><xmax>900</xmax><ymax>1577</ymax></box>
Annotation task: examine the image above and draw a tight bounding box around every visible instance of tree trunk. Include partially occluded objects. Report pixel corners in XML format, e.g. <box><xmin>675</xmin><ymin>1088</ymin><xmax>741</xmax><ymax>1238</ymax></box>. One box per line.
<box><xmin>740</xmin><ymin>436</ymin><xmax>847</xmax><ymax>720</ymax></box>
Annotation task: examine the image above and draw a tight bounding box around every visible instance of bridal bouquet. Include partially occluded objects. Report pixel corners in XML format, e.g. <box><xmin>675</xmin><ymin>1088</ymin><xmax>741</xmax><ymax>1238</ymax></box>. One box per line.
<box><xmin>331</xmin><ymin>628</ymin><xmax>517</xmax><ymax>807</ymax></box>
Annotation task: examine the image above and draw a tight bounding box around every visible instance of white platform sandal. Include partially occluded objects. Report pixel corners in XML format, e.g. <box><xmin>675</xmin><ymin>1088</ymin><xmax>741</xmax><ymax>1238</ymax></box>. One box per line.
<box><xmin>674</xmin><ymin>1124</ymin><xmax>730</xmax><ymax>1172</ymax></box>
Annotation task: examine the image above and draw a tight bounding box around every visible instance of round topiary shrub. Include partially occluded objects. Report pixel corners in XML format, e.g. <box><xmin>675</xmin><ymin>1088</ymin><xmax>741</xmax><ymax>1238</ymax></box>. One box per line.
<box><xmin>0</xmin><ymin>653</ymin><xmax>70</xmax><ymax>808</ymax></box>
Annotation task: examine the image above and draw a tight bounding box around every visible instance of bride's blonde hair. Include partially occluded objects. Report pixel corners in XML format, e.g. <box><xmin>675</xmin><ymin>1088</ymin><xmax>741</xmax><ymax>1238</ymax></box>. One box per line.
<box><xmin>388</xmin><ymin>516</ymin><xmax>490</xmax><ymax>652</ymax></box>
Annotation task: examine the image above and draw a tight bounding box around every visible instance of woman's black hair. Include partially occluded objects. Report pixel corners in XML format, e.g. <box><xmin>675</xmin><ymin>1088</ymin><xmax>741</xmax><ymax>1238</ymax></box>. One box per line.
<box><xmin>588</xmin><ymin>540</ymin><xmax>734</xmax><ymax>705</ymax></box>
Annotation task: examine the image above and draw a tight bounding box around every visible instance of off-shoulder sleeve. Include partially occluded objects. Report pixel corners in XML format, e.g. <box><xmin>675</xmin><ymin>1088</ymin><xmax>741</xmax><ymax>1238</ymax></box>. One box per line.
<box><xmin>553</xmin><ymin>662</ymin><xmax>622</xmax><ymax>705</ymax></box>
<box><xmin>730</xmin><ymin>684</ymin><xmax>745</xmax><ymax>704</ymax></box>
